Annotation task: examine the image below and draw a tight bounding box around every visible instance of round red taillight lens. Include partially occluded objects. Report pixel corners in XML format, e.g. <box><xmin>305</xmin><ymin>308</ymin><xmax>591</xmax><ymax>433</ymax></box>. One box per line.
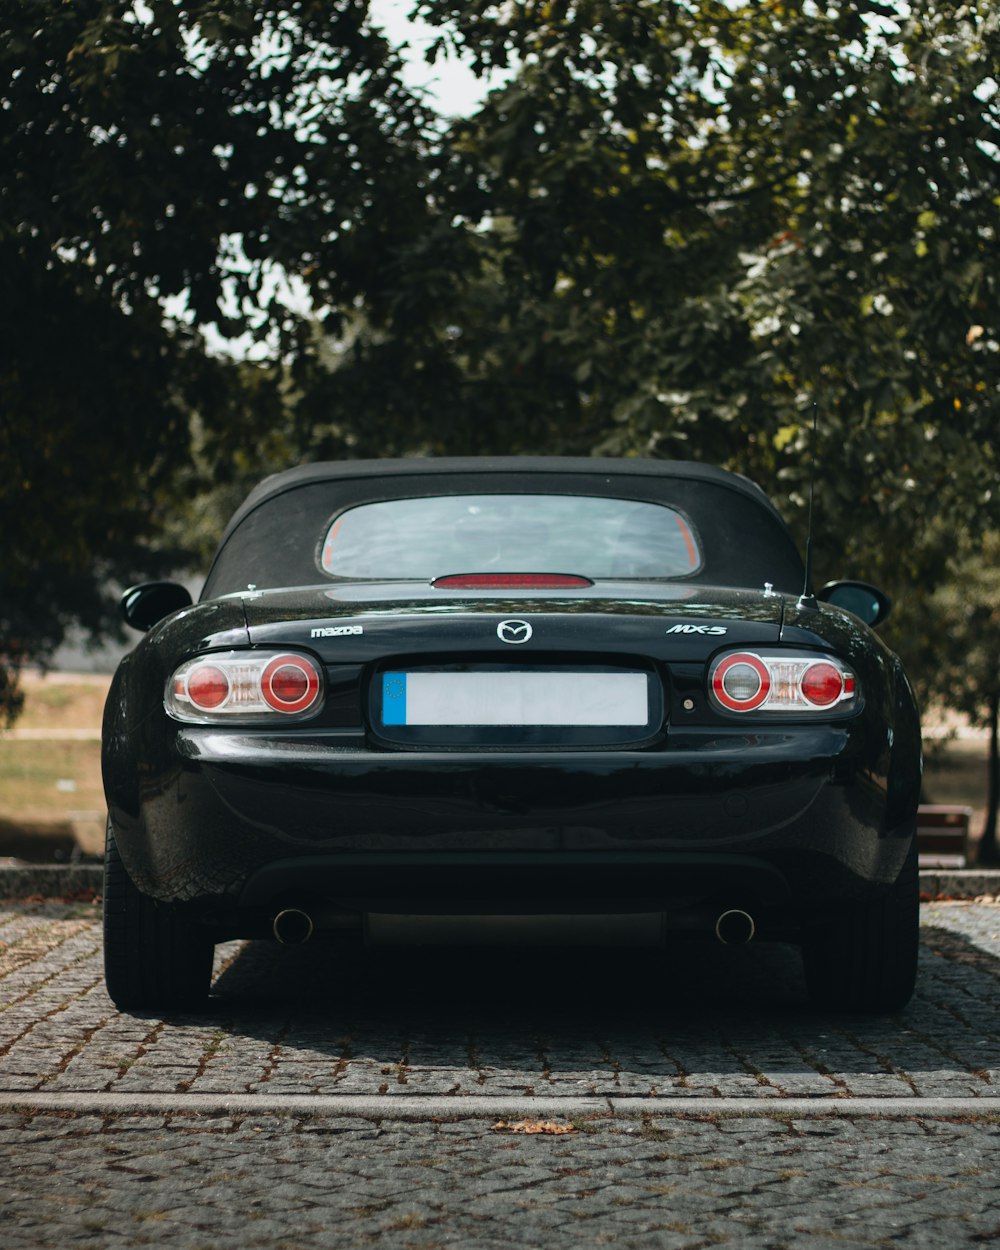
<box><xmin>186</xmin><ymin>664</ymin><xmax>230</xmax><ymax>710</ymax></box>
<box><xmin>261</xmin><ymin>655</ymin><xmax>321</xmax><ymax>714</ymax></box>
<box><xmin>800</xmin><ymin>662</ymin><xmax>845</xmax><ymax>707</ymax></box>
<box><xmin>712</xmin><ymin>653</ymin><xmax>771</xmax><ymax>712</ymax></box>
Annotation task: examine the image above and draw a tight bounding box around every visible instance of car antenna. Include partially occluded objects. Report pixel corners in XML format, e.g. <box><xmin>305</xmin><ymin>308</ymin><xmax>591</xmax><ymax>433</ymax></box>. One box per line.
<box><xmin>796</xmin><ymin>402</ymin><xmax>820</xmax><ymax>612</ymax></box>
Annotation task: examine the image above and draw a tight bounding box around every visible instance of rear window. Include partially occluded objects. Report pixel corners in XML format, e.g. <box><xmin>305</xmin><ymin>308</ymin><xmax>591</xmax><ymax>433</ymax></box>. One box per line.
<box><xmin>319</xmin><ymin>494</ymin><xmax>701</xmax><ymax>580</ymax></box>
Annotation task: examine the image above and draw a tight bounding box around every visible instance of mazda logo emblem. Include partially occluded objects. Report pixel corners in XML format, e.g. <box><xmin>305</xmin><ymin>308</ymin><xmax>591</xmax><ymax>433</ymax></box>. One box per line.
<box><xmin>497</xmin><ymin>619</ymin><xmax>532</xmax><ymax>645</ymax></box>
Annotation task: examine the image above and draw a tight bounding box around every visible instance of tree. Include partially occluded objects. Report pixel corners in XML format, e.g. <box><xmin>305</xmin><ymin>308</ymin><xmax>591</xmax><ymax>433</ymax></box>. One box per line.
<box><xmin>3</xmin><ymin>0</ymin><xmax>998</xmax><ymax>741</ymax></box>
<box><xmin>0</xmin><ymin>253</ymin><xmax>208</xmax><ymax>722</ymax></box>
<box><xmin>396</xmin><ymin>1</ymin><xmax>1000</xmax><ymax>551</ymax></box>
<box><xmin>0</xmin><ymin>0</ymin><xmax>435</xmax><ymax>721</ymax></box>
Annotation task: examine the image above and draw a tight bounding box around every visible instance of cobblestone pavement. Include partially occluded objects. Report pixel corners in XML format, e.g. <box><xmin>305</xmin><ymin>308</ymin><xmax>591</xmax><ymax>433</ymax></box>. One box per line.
<box><xmin>3</xmin><ymin>899</ymin><xmax>1000</xmax><ymax>1247</ymax></box>
<box><xmin>3</xmin><ymin>1108</ymin><xmax>1000</xmax><ymax>1249</ymax></box>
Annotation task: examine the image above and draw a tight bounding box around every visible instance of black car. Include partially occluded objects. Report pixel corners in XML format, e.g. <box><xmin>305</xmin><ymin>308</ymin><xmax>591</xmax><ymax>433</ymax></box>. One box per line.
<box><xmin>102</xmin><ymin>457</ymin><xmax>921</xmax><ymax>1013</ymax></box>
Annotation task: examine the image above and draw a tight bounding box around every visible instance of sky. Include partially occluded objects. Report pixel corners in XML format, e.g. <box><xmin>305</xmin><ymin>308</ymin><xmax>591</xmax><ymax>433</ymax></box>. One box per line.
<box><xmin>168</xmin><ymin>2</ymin><xmax>506</xmax><ymax>358</ymax></box>
<box><xmin>368</xmin><ymin>0</ymin><xmax>504</xmax><ymax>116</ymax></box>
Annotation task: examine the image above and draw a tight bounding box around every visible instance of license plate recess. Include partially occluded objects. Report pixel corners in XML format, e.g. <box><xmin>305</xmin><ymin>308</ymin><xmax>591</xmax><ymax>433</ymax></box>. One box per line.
<box><xmin>373</xmin><ymin>665</ymin><xmax>661</xmax><ymax>747</ymax></box>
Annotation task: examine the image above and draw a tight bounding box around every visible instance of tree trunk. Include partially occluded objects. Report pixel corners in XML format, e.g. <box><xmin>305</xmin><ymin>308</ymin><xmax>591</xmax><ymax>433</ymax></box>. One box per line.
<box><xmin>976</xmin><ymin>689</ymin><xmax>1000</xmax><ymax>866</ymax></box>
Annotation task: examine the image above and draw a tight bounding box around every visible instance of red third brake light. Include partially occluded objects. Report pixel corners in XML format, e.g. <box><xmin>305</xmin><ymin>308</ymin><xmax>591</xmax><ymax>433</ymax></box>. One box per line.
<box><xmin>433</xmin><ymin>573</ymin><xmax>594</xmax><ymax>589</ymax></box>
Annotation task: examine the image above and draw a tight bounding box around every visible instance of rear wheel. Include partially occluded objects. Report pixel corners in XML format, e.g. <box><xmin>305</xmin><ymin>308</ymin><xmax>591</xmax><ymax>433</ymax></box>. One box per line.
<box><xmin>801</xmin><ymin>836</ymin><xmax>919</xmax><ymax>1013</ymax></box>
<box><xmin>103</xmin><ymin>817</ymin><xmax>214</xmax><ymax>1011</ymax></box>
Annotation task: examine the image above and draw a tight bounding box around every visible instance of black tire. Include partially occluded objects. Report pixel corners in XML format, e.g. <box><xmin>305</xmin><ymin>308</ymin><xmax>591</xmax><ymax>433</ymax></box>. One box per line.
<box><xmin>103</xmin><ymin>817</ymin><xmax>214</xmax><ymax>1011</ymax></box>
<box><xmin>802</xmin><ymin>836</ymin><xmax>919</xmax><ymax>1013</ymax></box>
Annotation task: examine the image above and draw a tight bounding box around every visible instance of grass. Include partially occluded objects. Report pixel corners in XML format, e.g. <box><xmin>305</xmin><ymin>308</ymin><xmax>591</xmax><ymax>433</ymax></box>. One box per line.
<box><xmin>14</xmin><ymin>672</ymin><xmax>110</xmax><ymax>732</ymax></box>
<box><xmin>0</xmin><ymin>672</ymin><xmax>110</xmax><ymax>860</ymax></box>
<box><xmin>0</xmin><ymin>740</ymin><xmax>105</xmax><ymax>818</ymax></box>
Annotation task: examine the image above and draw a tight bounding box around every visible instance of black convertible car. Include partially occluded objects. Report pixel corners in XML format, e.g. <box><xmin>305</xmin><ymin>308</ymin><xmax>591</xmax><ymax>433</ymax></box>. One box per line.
<box><xmin>102</xmin><ymin>458</ymin><xmax>921</xmax><ymax>1013</ymax></box>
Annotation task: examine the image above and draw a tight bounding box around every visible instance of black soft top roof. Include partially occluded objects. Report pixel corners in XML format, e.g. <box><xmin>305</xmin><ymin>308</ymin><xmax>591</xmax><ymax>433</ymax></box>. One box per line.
<box><xmin>224</xmin><ymin>458</ymin><xmax>786</xmax><ymax>533</ymax></box>
<box><xmin>204</xmin><ymin>457</ymin><xmax>804</xmax><ymax>596</ymax></box>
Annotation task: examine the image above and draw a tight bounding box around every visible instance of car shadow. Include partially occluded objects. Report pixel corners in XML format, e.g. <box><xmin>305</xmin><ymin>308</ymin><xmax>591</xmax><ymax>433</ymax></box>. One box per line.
<box><xmin>209</xmin><ymin>930</ymin><xmax>806</xmax><ymax>1015</ymax></box>
<box><xmin>148</xmin><ymin>923</ymin><xmax>1000</xmax><ymax>1089</ymax></box>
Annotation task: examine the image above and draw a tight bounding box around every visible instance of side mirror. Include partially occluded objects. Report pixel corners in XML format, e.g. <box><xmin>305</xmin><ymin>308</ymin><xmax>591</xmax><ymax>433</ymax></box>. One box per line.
<box><xmin>121</xmin><ymin>582</ymin><xmax>193</xmax><ymax>632</ymax></box>
<box><xmin>817</xmin><ymin>580</ymin><xmax>891</xmax><ymax>629</ymax></box>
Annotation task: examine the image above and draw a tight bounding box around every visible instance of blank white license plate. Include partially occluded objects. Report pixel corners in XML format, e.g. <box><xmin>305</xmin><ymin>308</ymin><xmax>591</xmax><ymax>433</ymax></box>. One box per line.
<box><xmin>381</xmin><ymin>671</ymin><xmax>649</xmax><ymax>727</ymax></box>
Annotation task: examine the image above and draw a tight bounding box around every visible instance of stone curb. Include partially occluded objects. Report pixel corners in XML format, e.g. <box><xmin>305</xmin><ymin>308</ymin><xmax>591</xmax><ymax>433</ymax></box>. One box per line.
<box><xmin>0</xmin><ymin>865</ymin><xmax>103</xmax><ymax>898</ymax></box>
<box><xmin>1</xmin><ymin>865</ymin><xmax>999</xmax><ymax>900</ymax></box>
<box><xmin>918</xmin><ymin>869</ymin><xmax>1000</xmax><ymax>897</ymax></box>
<box><xmin>3</xmin><ymin>1092</ymin><xmax>1000</xmax><ymax>1119</ymax></box>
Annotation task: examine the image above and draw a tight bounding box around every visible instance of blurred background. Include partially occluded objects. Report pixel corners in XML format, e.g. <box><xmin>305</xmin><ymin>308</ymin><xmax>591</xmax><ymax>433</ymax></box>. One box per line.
<box><xmin>2</xmin><ymin>1</ymin><xmax>997</xmax><ymax>860</ymax></box>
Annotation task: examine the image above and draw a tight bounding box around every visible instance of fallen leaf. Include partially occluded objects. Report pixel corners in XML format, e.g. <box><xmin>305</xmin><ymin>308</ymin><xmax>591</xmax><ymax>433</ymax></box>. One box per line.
<box><xmin>491</xmin><ymin>1119</ymin><xmax>576</xmax><ymax>1135</ymax></box>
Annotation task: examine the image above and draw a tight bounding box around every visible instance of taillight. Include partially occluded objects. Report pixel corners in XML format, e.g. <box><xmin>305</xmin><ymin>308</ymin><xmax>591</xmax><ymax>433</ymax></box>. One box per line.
<box><xmin>166</xmin><ymin>652</ymin><xmax>323</xmax><ymax>723</ymax></box>
<box><xmin>185</xmin><ymin>663</ymin><xmax>229</xmax><ymax>710</ymax></box>
<box><xmin>800</xmin><ymin>661</ymin><xmax>848</xmax><ymax>707</ymax></box>
<box><xmin>432</xmin><ymin>573</ymin><xmax>594</xmax><ymax>589</ymax></box>
<box><xmin>712</xmin><ymin>653</ymin><xmax>771</xmax><ymax>712</ymax></box>
<box><xmin>261</xmin><ymin>656</ymin><xmax>320</xmax><ymax>714</ymax></box>
<box><xmin>708</xmin><ymin>651</ymin><xmax>858</xmax><ymax>715</ymax></box>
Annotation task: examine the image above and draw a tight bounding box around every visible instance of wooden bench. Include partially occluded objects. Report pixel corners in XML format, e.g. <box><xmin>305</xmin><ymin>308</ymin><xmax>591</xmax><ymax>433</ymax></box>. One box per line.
<box><xmin>917</xmin><ymin>804</ymin><xmax>972</xmax><ymax>868</ymax></box>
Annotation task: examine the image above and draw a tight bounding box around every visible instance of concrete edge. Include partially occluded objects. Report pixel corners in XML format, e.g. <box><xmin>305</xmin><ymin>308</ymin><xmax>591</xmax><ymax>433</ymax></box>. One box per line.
<box><xmin>1</xmin><ymin>865</ymin><xmax>999</xmax><ymax>901</ymax></box>
<box><xmin>2</xmin><ymin>1092</ymin><xmax>1000</xmax><ymax>1119</ymax></box>
<box><xmin>918</xmin><ymin>870</ymin><xmax>1000</xmax><ymax>898</ymax></box>
<box><xmin>0</xmin><ymin>865</ymin><xmax>103</xmax><ymax>898</ymax></box>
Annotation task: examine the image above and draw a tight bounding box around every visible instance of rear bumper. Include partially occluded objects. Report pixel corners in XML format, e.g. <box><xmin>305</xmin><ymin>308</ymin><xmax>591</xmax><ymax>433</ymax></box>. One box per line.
<box><xmin>109</xmin><ymin>721</ymin><xmax>915</xmax><ymax>921</ymax></box>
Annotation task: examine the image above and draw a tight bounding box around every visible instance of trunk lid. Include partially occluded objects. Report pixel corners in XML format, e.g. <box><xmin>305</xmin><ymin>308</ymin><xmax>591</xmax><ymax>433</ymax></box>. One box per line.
<box><xmin>239</xmin><ymin>581</ymin><xmax>785</xmax><ymax>662</ymax></box>
<box><xmin>238</xmin><ymin>582</ymin><xmax>786</xmax><ymax>745</ymax></box>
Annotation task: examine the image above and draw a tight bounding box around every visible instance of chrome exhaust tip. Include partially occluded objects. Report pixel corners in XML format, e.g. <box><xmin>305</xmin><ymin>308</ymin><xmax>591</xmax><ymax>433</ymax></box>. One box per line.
<box><xmin>715</xmin><ymin>909</ymin><xmax>756</xmax><ymax>945</ymax></box>
<box><xmin>272</xmin><ymin>908</ymin><xmax>315</xmax><ymax>945</ymax></box>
